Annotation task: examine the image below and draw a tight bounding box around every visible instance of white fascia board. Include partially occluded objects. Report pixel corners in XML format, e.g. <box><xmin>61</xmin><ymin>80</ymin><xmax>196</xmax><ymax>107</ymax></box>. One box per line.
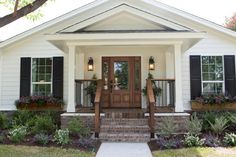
<box><xmin>61</xmin><ymin>4</ymin><xmax>190</xmax><ymax>33</ymax></box>
<box><xmin>143</xmin><ymin>0</ymin><xmax>236</xmax><ymax>38</ymax></box>
<box><xmin>0</xmin><ymin>0</ymin><xmax>108</xmax><ymax>48</ymax></box>
<box><xmin>45</xmin><ymin>32</ymin><xmax>206</xmax><ymax>41</ymax></box>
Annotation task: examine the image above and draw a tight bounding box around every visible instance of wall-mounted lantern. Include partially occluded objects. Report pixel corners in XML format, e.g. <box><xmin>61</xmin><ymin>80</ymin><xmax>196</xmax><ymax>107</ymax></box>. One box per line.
<box><xmin>88</xmin><ymin>57</ymin><xmax>94</xmax><ymax>71</ymax></box>
<box><xmin>149</xmin><ymin>56</ymin><xmax>155</xmax><ymax>70</ymax></box>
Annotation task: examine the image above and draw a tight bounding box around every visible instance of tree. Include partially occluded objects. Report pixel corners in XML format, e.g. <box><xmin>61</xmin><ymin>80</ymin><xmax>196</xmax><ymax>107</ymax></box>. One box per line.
<box><xmin>0</xmin><ymin>0</ymin><xmax>51</xmax><ymax>28</ymax></box>
<box><xmin>225</xmin><ymin>13</ymin><xmax>236</xmax><ymax>31</ymax></box>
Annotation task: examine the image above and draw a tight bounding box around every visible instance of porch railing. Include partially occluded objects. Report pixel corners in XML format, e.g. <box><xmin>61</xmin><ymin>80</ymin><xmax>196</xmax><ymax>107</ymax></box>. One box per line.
<box><xmin>147</xmin><ymin>78</ymin><xmax>175</xmax><ymax>138</ymax></box>
<box><xmin>75</xmin><ymin>79</ymin><xmax>98</xmax><ymax>108</ymax></box>
<box><xmin>151</xmin><ymin>79</ymin><xmax>175</xmax><ymax>107</ymax></box>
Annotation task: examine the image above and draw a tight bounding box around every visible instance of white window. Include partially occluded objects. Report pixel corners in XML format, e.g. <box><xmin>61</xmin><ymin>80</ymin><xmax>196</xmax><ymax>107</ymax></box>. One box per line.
<box><xmin>201</xmin><ymin>56</ymin><xmax>224</xmax><ymax>94</ymax></box>
<box><xmin>32</xmin><ymin>58</ymin><xmax>53</xmax><ymax>96</ymax></box>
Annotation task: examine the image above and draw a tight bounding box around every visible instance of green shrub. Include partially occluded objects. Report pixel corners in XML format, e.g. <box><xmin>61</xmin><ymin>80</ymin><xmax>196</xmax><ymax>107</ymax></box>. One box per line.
<box><xmin>224</xmin><ymin>133</ymin><xmax>236</xmax><ymax>146</ymax></box>
<box><xmin>8</xmin><ymin>126</ymin><xmax>27</xmax><ymax>143</ymax></box>
<box><xmin>0</xmin><ymin>112</ymin><xmax>9</xmax><ymax>129</ymax></box>
<box><xmin>31</xmin><ymin>115</ymin><xmax>57</xmax><ymax>134</ymax></box>
<box><xmin>201</xmin><ymin>112</ymin><xmax>217</xmax><ymax>132</ymax></box>
<box><xmin>159</xmin><ymin>117</ymin><xmax>177</xmax><ymax>137</ymax></box>
<box><xmin>12</xmin><ymin>110</ymin><xmax>34</xmax><ymax>127</ymax></box>
<box><xmin>68</xmin><ymin>117</ymin><xmax>90</xmax><ymax>137</ymax></box>
<box><xmin>34</xmin><ymin>133</ymin><xmax>49</xmax><ymax>145</ymax></box>
<box><xmin>208</xmin><ymin>116</ymin><xmax>228</xmax><ymax>135</ymax></box>
<box><xmin>0</xmin><ymin>134</ymin><xmax>5</xmax><ymax>143</ymax></box>
<box><xmin>228</xmin><ymin>113</ymin><xmax>236</xmax><ymax>124</ymax></box>
<box><xmin>183</xmin><ymin>134</ymin><xmax>205</xmax><ymax>147</ymax></box>
<box><xmin>186</xmin><ymin>112</ymin><xmax>202</xmax><ymax>135</ymax></box>
<box><xmin>54</xmin><ymin>129</ymin><xmax>70</xmax><ymax>145</ymax></box>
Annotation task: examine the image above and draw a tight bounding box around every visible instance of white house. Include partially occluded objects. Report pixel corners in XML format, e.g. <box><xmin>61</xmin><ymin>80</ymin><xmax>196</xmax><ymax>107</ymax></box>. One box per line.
<box><xmin>1</xmin><ymin>1</ymin><xmax>236</xmax><ymax>139</ymax></box>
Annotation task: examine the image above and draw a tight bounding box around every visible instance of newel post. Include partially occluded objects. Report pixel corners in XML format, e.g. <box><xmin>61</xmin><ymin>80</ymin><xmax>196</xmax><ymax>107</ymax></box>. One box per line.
<box><xmin>147</xmin><ymin>79</ymin><xmax>155</xmax><ymax>138</ymax></box>
<box><xmin>94</xmin><ymin>80</ymin><xmax>103</xmax><ymax>138</ymax></box>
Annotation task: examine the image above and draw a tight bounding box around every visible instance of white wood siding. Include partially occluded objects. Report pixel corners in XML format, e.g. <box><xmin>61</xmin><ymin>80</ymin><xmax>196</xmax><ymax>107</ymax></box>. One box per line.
<box><xmin>182</xmin><ymin>34</ymin><xmax>236</xmax><ymax>110</ymax></box>
<box><xmin>0</xmin><ymin>36</ymin><xmax>66</xmax><ymax>110</ymax></box>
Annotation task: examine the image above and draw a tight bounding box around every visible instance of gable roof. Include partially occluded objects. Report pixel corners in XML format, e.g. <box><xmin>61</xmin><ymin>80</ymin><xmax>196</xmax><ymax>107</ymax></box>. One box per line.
<box><xmin>0</xmin><ymin>0</ymin><xmax>236</xmax><ymax>48</ymax></box>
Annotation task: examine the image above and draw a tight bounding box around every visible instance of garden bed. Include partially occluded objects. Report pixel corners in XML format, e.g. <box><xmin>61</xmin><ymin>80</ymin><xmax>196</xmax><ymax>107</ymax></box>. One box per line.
<box><xmin>148</xmin><ymin>111</ymin><xmax>236</xmax><ymax>151</ymax></box>
<box><xmin>191</xmin><ymin>101</ymin><xmax>236</xmax><ymax>111</ymax></box>
<box><xmin>0</xmin><ymin>111</ymin><xmax>100</xmax><ymax>152</ymax></box>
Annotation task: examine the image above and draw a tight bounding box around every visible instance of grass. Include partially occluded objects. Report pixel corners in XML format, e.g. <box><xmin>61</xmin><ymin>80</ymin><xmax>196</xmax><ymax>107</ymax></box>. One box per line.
<box><xmin>153</xmin><ymin>147</ymin><xmax>236</xmax><ymax>157</ymax></box>
<box><xmin>0</xmin><ymin>145</ymin><xmax>94</xmax><ymax>157</ymax></box>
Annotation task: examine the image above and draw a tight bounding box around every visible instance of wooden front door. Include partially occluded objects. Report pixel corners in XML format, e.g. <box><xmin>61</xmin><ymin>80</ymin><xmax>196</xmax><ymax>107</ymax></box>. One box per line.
<box><xmin>101</xmin><ymin>57</ymin><xmax>141</xmax><ymax>108</ymax></box>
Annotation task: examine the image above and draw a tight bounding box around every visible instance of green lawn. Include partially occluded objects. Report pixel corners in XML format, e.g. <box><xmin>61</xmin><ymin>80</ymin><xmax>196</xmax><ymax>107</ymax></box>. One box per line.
<box><xmin>0</xmin><ymin>145</ymin><xmax>94</xmax><ymax>157</ymax></box>
<box><xmin>153</xmin><ymin>147</ymin><xmax>236</xmax><ymax>157</ymax></box>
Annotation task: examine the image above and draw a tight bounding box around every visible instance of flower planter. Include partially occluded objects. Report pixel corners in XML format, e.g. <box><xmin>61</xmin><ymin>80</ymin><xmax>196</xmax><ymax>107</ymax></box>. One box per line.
<box><xmin>16</xmin><ymin>103</ymin><xmax>63</xmax><ymax>111</ymax></box>
<box><xmin>191</xmin><ymin>101</ymin><xmax>236</xmax><ymax>111</ymax></box>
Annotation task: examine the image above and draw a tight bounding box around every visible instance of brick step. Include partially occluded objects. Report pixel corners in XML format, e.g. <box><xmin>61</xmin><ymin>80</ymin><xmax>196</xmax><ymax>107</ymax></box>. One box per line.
<box><xmin>99</xmin><ymin>133</ymin><xmax>150</xmax><ymax>142</ymax></box>
<box><xmin>105</xmin><ymin>112</ymin><xmax>144</xmax><ymax>118</ymax></box>
<box><xmin>100</xmin><ymin>125</ymin><xmax>150</xmax><ymax>133</ymax></box>
<box><xmin>101</xmin><ymin>118</ymin><xmax>148</xmax><ymax>126</ymax></box>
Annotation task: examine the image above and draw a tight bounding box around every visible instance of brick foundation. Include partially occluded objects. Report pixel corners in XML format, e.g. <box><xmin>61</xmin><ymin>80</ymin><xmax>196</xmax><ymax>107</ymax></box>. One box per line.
<box><xmin>60</xmin><ymin>113</ymin><xmax>95</xmax><ymax>131</ymax></box>
<box><xmin>153</xmin><ymin>113</ymin><xmax>190</xmax><ymax>134</ymax></box>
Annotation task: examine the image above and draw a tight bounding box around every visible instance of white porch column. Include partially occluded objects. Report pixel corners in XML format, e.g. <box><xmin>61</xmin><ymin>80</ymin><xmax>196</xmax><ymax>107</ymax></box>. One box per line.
<box><xmin>174</xmin><ymin>43</ymin><xmax>184</xmax><ymax>112</ymax></box>
<box><xmin>67</xmin><ymin>45</ymin><xmax>76</xmax><ymax>112</ymax></box>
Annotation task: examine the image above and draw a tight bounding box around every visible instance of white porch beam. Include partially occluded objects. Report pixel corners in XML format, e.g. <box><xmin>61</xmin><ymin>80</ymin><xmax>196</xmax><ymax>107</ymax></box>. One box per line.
<box><xmin>67</xmin><ymin>45</ymin><xmax>76</xmax><ymax>112</ymax></box>
<box><xmin>174</xmin><ymin>43</ymin><xmax>184</xmax><ymax>112</ymax></box>
<box><xmin>46</xmin><ymin>32</ymin><xmax>206</xmax><ymax>41</ymax></box>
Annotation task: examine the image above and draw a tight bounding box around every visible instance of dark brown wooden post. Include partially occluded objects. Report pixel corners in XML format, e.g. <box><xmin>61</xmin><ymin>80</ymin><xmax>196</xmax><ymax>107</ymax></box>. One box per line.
<box><xmin>94</xmin><ymin>80</ymin><xmax>103</xmax><ymax>138</ymax></box>
<box><xmin>147</xmin><ymin>79</ymin><xmax>155</xmax><ymax>138</ymax></box>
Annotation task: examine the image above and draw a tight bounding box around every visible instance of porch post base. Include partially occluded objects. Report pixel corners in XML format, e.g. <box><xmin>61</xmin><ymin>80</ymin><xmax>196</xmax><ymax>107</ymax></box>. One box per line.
<box><xmin>95</xmin><ymin>132</ymin><xmax>99</xmax><ymax>138</ymax></box>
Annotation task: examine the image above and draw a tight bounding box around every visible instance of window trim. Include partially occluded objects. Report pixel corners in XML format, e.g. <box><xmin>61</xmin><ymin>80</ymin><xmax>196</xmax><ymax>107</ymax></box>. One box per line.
<box><xmin>31</xmin><ymin>57</ymin><xmax>53</xmax><ymax>96</ymax></box>
<box><xmin>200</xmin><ymin>55</ymin><xmax>225</xmax><ymax>94</ymax></box>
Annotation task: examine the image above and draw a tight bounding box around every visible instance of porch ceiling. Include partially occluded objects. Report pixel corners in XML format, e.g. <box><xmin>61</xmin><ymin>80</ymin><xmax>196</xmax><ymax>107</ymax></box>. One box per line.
<box><xmin>45</xmin><ymin>32</ymin><xmax>206</xmax><ymax>52</ymax></box>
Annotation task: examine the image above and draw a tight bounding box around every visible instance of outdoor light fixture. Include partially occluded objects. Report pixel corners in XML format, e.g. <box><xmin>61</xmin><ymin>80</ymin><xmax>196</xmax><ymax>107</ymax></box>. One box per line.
<box><xmin>149</xmin><ymin>56</ymin><xmax>155</xmax><ymax>70</ymax></box>
<box><xmin>88</xmin><ymin>57</ymin><xmax>94</xmax><ymax>71</ymax></box>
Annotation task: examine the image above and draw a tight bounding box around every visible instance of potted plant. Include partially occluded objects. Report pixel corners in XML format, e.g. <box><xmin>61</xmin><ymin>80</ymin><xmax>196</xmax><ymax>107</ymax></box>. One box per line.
<box><xmin>191</xmin><ymin>94</ymin><xmax>236</xmax><ymax>111</ymax></box>
<box><xmin>84</xmin><ymin>74</ymin><xmax>97</xmax><ymax>106</ymax></box>
<box><xmin>142</xmin><ymin>73</ymin><xmax>162</xmax><ymax>102</ymax></box>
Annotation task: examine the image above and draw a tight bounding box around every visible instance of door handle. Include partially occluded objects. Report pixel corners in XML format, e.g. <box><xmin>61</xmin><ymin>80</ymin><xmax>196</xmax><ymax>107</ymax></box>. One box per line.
<box><xmin>110</xmin><ymin>80</ymin><xmax>113</xmax><ymax>93</ymax></box>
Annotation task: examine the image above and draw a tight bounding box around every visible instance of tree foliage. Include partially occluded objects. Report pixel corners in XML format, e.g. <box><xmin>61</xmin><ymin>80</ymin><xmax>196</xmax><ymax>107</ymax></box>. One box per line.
<box><xmin>0</xmin><ymin>0</ymin><xmax>53</xmax><ymax>28</ymax></box>
<box><xmin>225</xmin><ymin>13</ymin><xmax>236</xmax><ymax>31</ymax></box>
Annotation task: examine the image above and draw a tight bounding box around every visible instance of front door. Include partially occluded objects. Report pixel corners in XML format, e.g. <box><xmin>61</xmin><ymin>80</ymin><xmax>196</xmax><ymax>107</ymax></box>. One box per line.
<box><xmin>101</xmin><ymin>57</ymin><xmax>141</xmax><ymax>108</ymax></box>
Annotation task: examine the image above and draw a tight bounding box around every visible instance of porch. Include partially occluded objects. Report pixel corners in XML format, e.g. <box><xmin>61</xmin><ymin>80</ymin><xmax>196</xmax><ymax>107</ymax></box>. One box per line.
<box><xmin>47</xmin><ymin>32</ymin><xmax>203</xmax><ymax>140</ymax></box>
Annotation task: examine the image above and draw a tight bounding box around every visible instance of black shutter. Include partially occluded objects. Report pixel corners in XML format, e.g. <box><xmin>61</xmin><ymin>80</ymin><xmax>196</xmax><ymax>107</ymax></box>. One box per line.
<box><xmin>53</xmin><ymin>57</ymin><xmax>64</xmax><ymax>99</ymax></box>
<box><xmin>224</xmin><ymin>55</ymin><xmax>236</xmax><ymax>97</ymax></box>
<box><xmin>20</xmin><ymin>58</ymin><xmax>31</xmax><ymax>97</ymax></box>
<box><xmin>190</xmin><ymin>56</ymin><xmax>202</xmax><ymax>100</ymax></box>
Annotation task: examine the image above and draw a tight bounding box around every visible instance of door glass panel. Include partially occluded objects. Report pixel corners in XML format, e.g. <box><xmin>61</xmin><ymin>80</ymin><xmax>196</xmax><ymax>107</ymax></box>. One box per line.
<box><xmin>134</xmin><ymin>60</ymin><xmax>140</xmax><ymax>91</ymax></box>
<box><xmin>114</xmin><ymin>61</ymin><xmax>129</xmax><ymax>90</ymax></box>
<box><xmin>103</xmin><ymin>61</ymin><xmax>109</xmax><ymax>90</ymax></box>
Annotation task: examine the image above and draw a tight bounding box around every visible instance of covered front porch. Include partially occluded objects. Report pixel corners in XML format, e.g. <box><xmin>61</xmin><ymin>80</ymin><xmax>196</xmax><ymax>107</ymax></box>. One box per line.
<box><xmin>47</xmin><ymin>32</ymin><xmax>204</xmax><ymax>138</ymax></box>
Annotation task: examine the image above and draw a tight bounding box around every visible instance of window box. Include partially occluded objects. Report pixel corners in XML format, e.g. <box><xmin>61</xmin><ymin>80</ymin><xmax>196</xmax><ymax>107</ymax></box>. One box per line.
<box><xmin>16</xmin><ymin>103</ymin><xmax>63</xmax><ymax>111</ymax></box>
<box><xmin>191</xmin><ymin>101</ymin><xmax>236</xmax><ymax>111</ymax></box>
<box><xmin>15</xmin><ymin>96</ymin><xmax>64</xmax><ymax>111</ymax></box>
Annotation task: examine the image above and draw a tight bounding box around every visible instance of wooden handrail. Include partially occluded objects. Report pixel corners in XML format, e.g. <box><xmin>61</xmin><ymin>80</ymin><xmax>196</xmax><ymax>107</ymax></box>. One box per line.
<box><xmin>94</xmin><ymin>79</ymin><xmax>103</xmax><ymax>138</ymax></box>
<box><xmin>75</xmin><ymin>79</ymin><xmax>97</xmax><ymax>82</ymax></box>
<box><xmin>151</xmin><ymin>78</ymin><xmax>175</xmax><ymax>81</ymax></box>
<box><xmin>147</xmin><ymin>79</ymin><xmax>155</xmax><ymax>138</ymax></box>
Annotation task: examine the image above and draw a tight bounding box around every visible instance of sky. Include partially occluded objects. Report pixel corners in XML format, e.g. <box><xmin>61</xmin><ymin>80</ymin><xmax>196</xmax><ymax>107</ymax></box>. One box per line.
<box><xmin>0</xmin><ymin>0</ymin><xmax>236</xmax><ymax>41</ymax></box>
